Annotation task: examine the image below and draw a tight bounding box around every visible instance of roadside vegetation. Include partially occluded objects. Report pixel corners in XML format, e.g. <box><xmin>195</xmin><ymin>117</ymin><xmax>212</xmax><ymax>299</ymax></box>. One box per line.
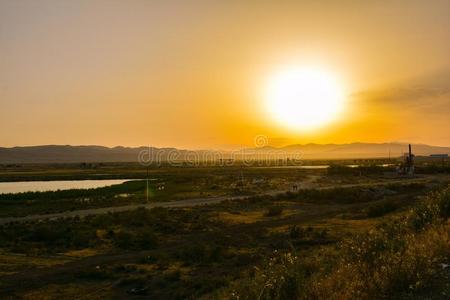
<box><xmin>224</xmin><ymin>186</ymin><xmax>450</xmax><ymax>300</ymax></box>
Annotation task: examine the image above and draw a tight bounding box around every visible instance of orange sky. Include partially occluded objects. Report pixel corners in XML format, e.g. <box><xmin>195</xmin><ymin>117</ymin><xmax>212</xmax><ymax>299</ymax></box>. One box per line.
<box><xmin>1</xmin><ymin>0</ymin><xmax>449</xmax><ymax>149</ymax></box>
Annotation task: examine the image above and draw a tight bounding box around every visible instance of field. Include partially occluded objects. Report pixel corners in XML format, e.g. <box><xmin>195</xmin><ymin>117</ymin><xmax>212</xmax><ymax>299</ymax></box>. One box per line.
<box><xmin>0</xmin><ymin>161</ymin><xmax>449</xmax><ymax>299</ymax></box>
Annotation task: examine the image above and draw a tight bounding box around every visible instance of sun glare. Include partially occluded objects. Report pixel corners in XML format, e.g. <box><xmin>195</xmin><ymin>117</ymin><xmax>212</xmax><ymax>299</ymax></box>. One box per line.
<box><xmin>265</xmin><ymin>66</ymin><xmax>345</xmax><ymax>131</ymax></box>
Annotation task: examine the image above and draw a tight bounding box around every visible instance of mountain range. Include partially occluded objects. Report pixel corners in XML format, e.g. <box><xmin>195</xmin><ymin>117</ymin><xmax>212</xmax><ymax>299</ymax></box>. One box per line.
<box><xmin>1</xmin><ymin>143</ymin><xmax>449</xmax><ymax>163</ymax></box>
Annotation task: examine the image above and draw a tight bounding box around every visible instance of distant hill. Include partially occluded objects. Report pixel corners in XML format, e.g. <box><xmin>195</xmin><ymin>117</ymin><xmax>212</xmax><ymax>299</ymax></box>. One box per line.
<box><xmin>0</xmin><ymin>143</ymin><xmax>449</xmax><ymax>163</ymax></box>
<box><xmin>0</xmin><ymin>145</ymin><xmax>190</xmax><ymax>164</ymax></box>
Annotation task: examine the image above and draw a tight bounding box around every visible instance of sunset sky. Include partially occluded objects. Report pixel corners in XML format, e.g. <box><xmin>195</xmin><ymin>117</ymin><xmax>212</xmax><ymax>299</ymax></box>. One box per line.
<box><xmin>1</xmin><ymin>0</ymin><xmax>449</xmax><ymax>149</ymax></box>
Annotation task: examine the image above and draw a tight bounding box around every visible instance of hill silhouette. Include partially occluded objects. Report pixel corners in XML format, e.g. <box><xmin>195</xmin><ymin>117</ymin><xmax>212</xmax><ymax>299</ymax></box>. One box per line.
<box><xmin>1</xmin><ymin>143</ymin><xmax>449</xmax><ymax>163</ymax></box>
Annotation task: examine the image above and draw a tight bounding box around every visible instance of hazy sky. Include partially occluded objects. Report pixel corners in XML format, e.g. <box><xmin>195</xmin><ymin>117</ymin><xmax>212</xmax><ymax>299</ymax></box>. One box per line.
<box><xmin>1</xmin><ymin>0</ymin><xmax>449</xmax><ymax>148</ymax></box>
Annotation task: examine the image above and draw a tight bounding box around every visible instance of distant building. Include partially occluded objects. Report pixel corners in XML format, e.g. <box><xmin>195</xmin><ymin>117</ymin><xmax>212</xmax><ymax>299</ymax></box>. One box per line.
<box><xmin>429</xmin><ymin>154</ymin><xmax>449</xmax><ymax>158</ymax></box>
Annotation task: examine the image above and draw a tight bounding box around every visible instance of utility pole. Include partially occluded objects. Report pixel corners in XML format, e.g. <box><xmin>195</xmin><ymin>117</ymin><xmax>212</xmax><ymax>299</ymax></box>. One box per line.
<box><xmin>146</xmin><ymin>166</ymin><xmax>149</xmax><ymax>202</ymax></box>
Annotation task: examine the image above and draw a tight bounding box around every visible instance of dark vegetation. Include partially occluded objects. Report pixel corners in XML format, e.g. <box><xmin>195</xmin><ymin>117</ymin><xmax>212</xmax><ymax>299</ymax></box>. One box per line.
<box><xmin>0</xmin><ymin>206</ymin><xmax>214</xmax><ymax>255</ymax></box>
<box><xmin>416</xmin><ymin>165</ymin><xmax>450</xmax><ymax>174</ymax></box>
<box><xmin>327</xmin><ymin>161</ymin><xmax>450</xmax><ymax>176</ymax></box>
<box><xmin>0</xmin><ymin>163</ymin><xmax>308</xmax><ymax>182</ymax></box>
<box><xmin>327</xmin><ymin>164</ymin><xmax>391</xmax><ymax>176</ymax></box>
<box><xmin>246</xmin><ymin>182</ymin><xmax>433</xmax><ymax>206</ymax></box>
<box><xmin>264</xmin><ymin>205</ymin><xmax>284</xmax><ymax>217</ymax></box>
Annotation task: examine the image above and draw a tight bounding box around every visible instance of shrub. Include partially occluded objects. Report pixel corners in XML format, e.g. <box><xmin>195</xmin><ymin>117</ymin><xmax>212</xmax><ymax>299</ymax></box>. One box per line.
<box><xmin>264</xmin><ymin>205</ymin><xmax>283</xmax><ymax>217</ymax></box>
<box><xmin>437</xmin><ymin>187</ymin><xmax>450</xmax><ymax>218</ymax></box>
<box><xmin>113</xmin><ymin>230</ymin><xmax>133</xmax><ymax>249</ymax></box>
<box><xmin>71</xmin><ymin>229</ymin><xmax>96</xmax><ymax>248</ymax></box>
<box><xmin>176</xmin><ymin>243</ymin><xmax>225</xmax><ymax>263</ymax></box>
<box><xmin>177</xmin><ymin>243</ymin><xmax>207</xmax><ymax>262</ymax></box>
<box><xmin>135</xmin><ymin>228</ymin><xmax>158</xmax><ymax>249</ymax></box>
<box><xmin>113</xmin><ymin>227</ymin><xmax>157</xmax><ymax>250</ymax></box>
<box><xmin>366</xmin><ymin>201</ymin><xmax>398</xmax><ymax>218</ymax></box>
<box><xmin>289</xmin><ymin>225</ymin><xmax>304</xmax><ymax>239</ymax></box>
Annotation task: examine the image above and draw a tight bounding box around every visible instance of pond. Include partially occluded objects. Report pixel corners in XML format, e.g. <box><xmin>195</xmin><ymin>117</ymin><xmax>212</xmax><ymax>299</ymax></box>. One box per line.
<box><xmin>0</xmin><ymin>179</ymin><xmax>132</xmax><ymax>194</ymax></box>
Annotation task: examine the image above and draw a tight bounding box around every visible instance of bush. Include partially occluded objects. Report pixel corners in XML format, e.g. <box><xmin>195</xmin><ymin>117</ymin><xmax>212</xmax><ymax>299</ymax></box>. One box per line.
<box><xmin>136</xmin><ymin>229</ymin><xmax>158</xmax><ymax>249</ymax></box>
<box><xmin>264</xmin><ymin>205</ymin><xmax>283</xmax><ymax>217</ymax></box>
<box><xmin>176</xmin><ymin>243</ymin><xmax>225</xmax><ymax>263</ymax></box>
<box><xmin>327</xmin><ymin>164</ymin><xmax>387</xmax><ymax>176</ymax></box>
<box><xmin>113</xmin><ymin>227</ymin><xmax>157</xmax><ymax>250</ymax></box>
<box><xmin>289</xmin><ymin>225</ymin><xmax>304</xmax><ymax>239</ymax></box>
<box><xmin>366</xmin><ymin>201</ymin><xmax>398</xmax><ymax>218</ymax></box>
<box><xmin>437</xmin><ymin>187</ymin><xmax>450</xmax><ymax>218</ymax></box>
<box><xmin>177</xmin><ymin>243</ymin><xmax>207</xmax><ymax>262</ymax></box>
<box><xmin>113</xmin><ymin>231</ymin><xmax>133</xmax><ymax>249</ymax></box>
<box><xmin>71</xmin><ymin>230</ymin><xmax>96</xmax><ymax>248</ymax></box>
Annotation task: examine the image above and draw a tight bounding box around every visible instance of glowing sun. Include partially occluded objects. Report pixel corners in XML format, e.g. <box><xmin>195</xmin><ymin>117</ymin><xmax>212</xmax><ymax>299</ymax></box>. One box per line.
<box><xmin>265</xmin><ymin>66</ymin><xmax>345</xmax><ymax>131</ymax></box>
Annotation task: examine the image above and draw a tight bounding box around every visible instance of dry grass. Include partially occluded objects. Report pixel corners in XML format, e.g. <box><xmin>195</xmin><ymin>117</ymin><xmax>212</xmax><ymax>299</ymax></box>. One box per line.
<box><xmin>222</xmin><ymin>185</ymin><xmax>450</xmax><ymax>300</ymax></box>
<box><xmin>63</xmin><ymin>248</ymin><xmax>100</xmax><ymax>258</ymax></box>
<box><xmin>0</xmin><ymin>252</ymin><xmax>69</xmax><ymax>276</ymax></box>
<box><xmin>311</xmin><ymin>225</ymin><xmax>449</xmax><ymax>299</ymax></box>
<box><xmin>214</xmin><ymin>211</ymin><xmax>265</xmax><ymax>224</ymax></box>
<box><xmin>20</xmin><ymin>282</ymin><xmax>113</xmax><ymax>300</ymax></box>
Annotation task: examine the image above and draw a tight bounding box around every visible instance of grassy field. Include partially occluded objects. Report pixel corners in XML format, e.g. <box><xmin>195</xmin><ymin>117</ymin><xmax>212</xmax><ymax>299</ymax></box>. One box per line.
<box><xmin>0</xmin><ymin>164</ymin><xmax>449</xmax><ymax>299</ymax></box>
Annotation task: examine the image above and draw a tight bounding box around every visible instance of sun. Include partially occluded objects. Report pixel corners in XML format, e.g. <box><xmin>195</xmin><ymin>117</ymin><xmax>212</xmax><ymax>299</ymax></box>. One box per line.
<box><xmin>265</xmin><ymin>66</ymin><xmax>345</xmax><ymax>131</ymax></box>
